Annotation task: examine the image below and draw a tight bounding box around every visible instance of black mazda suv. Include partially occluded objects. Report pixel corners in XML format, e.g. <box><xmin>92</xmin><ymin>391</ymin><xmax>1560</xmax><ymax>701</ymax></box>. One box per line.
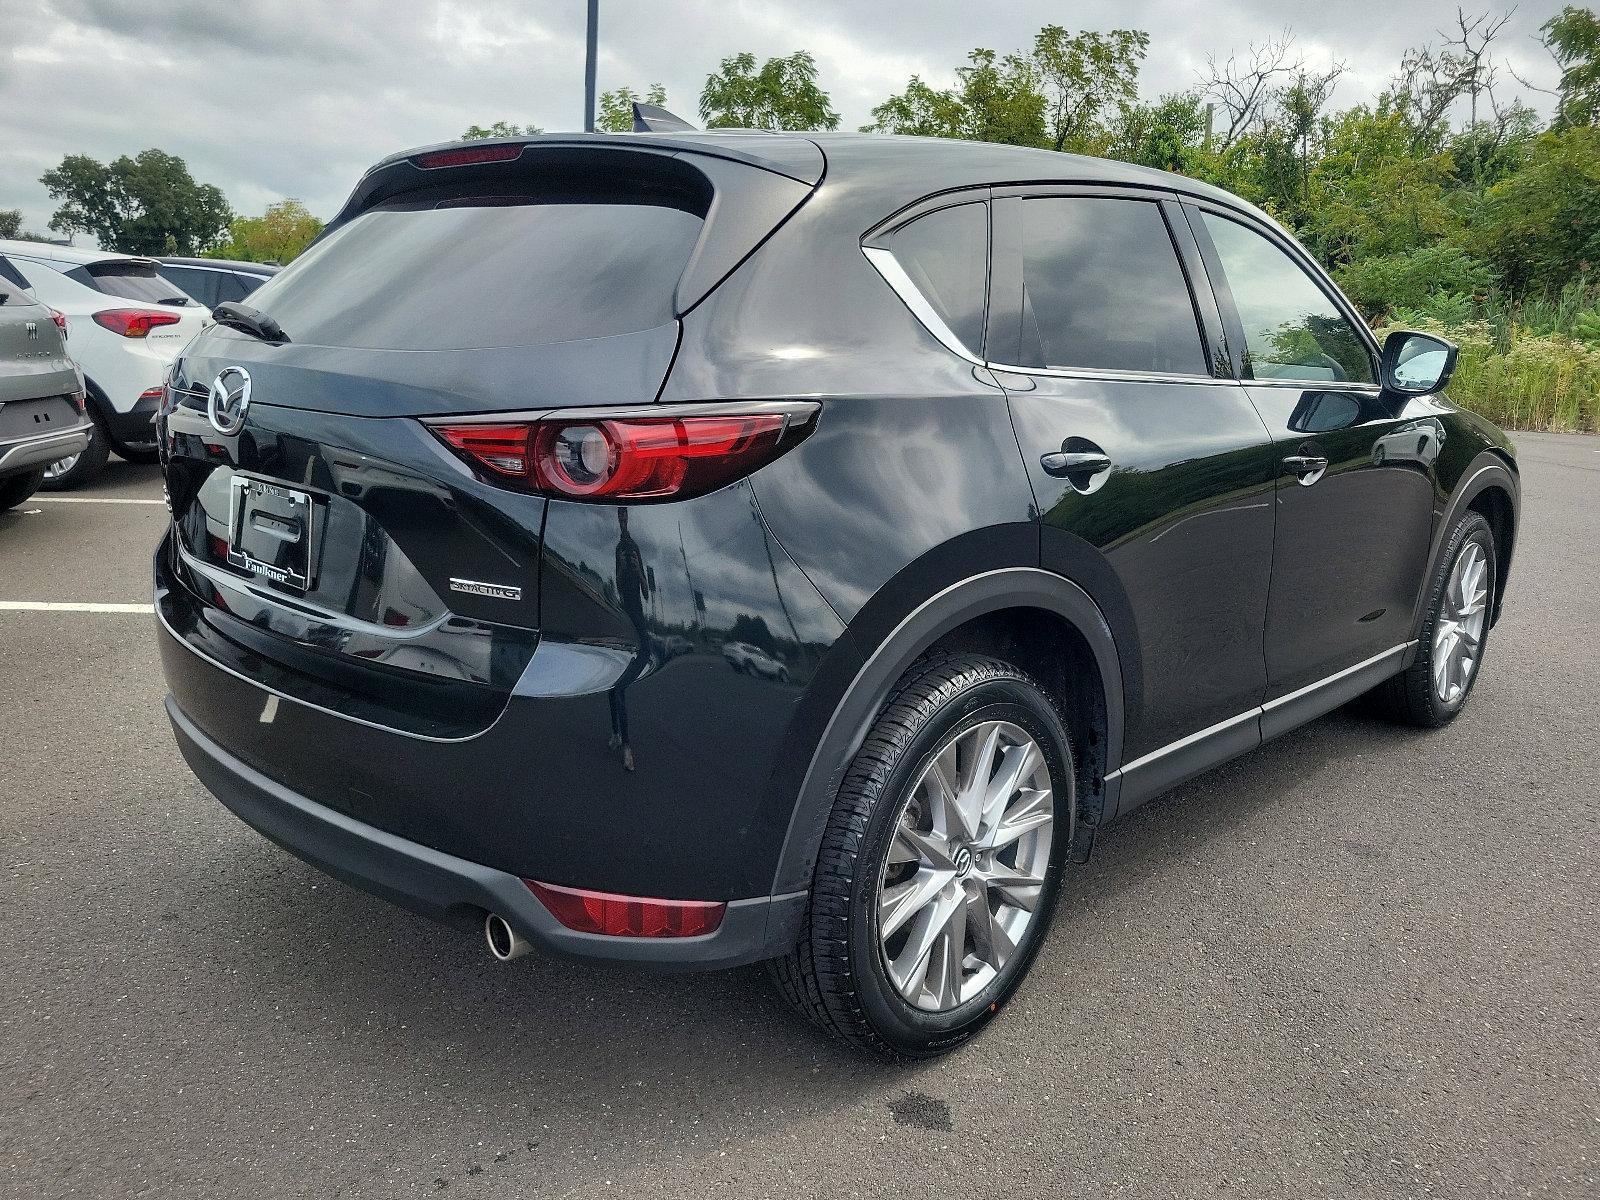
<box><xmin>155</xmin><ymin>129</ymin><xmax>1519</xmax><ymax>1056</ymax></box>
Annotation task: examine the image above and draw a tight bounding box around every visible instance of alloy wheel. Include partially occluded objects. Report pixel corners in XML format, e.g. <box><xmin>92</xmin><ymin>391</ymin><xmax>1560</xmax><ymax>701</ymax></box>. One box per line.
<box><xmin>876</xmin><ymin>719</ymin><xmax>1054</xmax><ymax>1012</ymax></box>
<box><xmin>1432</xmin><ymin>540</ymin><xmax>1489</xmax><ymax>704</ymax></box>
<box><xmin>43</xmin><ymin>451</ymin><xmax>81</xmax><ymax>480</ymax></box>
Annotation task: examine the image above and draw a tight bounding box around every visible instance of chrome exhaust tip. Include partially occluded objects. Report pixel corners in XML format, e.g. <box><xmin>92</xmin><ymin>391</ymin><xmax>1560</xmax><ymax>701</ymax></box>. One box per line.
<box><xmin>484</xmin><ymin>912</ymin><xmax>532</xmax><ymax>962</ymax></box>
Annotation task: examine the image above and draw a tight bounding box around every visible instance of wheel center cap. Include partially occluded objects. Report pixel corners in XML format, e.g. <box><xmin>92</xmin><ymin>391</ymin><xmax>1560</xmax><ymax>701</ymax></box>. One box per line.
<box><xmin>952</xmin><ymin>845</ymin><xmax>974</xmax><ymax>878</ymax></box>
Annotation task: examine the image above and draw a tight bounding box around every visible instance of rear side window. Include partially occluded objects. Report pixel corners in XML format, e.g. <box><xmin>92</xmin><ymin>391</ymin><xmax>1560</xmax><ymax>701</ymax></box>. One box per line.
<box><xmin>1018</xmin><ymin>197</ymin><xmax>1207</xmax><ymax>376</ymax></box>
<box><xmin>159</xmin><ymin>265</ymin><xmax>222</xmax><ymax>308</ymax></box>
<box><xmin>74</xmin><ymin>260</ymin><xmax>194</xmax><ymax>305</ymax></box>
<box><xmin>1199</xmin><ymin>212</ymin><xmax>1374</xmax><ymax>384</ymax></box>
<box><xmin>889</xmin><ymin>203</ymin><xmax>989</xmax><ymax>355</ymax></box>
<box><xmin>245</xmin><ymin>188</ymin><xmax>705</xmax><ymax>351</ymax></box>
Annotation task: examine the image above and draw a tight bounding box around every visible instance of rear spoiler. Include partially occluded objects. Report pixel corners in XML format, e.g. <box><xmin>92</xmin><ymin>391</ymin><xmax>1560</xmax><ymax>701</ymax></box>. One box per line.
<box><xmin>321</xmin><ymin>136</ymin><xmax>823</xmax><ymax>316</ymax></box>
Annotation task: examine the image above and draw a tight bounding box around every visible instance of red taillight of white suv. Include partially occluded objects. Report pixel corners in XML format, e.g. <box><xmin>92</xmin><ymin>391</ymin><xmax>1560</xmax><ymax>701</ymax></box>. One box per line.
<box><xmin>92</xmin><ymin>309</ymin><xmax>181</xmax><ymax>338</ymax></box>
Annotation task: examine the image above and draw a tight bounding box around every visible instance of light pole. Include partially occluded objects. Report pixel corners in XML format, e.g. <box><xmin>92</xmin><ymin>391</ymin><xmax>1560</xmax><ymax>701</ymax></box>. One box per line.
<box><xmin>583</xmin><ymin>0</ymin><xmax>599</xmax><ymax>132</ymax></box>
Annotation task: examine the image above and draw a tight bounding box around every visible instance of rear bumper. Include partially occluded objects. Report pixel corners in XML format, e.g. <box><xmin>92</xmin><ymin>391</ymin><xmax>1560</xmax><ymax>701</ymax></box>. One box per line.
<box><xmin>104</xmin><ymin>388</ymin><xmax>161</xmax><ymax>447</ymax></box>
<box><xmin>166</xmin><ymin>695</ymin><xmax>806</xmax><ymax>969</ymax></box>
<box><xmin>0</xmin><ymin>418</ymin><xmax>92</xmax><ymax>477</ymax></box>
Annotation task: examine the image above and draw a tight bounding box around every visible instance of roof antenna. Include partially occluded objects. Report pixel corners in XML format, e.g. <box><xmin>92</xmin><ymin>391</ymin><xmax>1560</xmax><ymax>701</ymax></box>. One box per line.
<box><xmin>632</xmin><ymin>103</ymin><xmax>698</xmax><ymax>133</ymax></box>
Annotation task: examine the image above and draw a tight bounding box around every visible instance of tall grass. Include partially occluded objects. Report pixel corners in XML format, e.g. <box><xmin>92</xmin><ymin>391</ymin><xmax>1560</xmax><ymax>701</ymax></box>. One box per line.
<box><xmin>1447</xmin><ymin>328</ymin><xmax>1600</xmax><ymax>432</ymax></box>
<box><xmin>1384</xmin><ymin>281</ymin><xmax>1600</xmax><ymax>432</ymax></box>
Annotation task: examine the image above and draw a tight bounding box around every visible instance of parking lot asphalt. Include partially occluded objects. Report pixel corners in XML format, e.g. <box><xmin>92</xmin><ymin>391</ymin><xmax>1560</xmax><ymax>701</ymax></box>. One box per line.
<box><xmin>2</xmin><ymin>435</ymin><xmax>1596</xmax><ymax>1200</ymax></box>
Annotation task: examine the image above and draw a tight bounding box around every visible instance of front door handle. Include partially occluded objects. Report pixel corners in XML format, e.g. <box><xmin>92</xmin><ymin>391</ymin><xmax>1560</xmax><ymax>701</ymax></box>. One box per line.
<box><xmin>1041</xmin><ymin>450</ymin><xmax>1112</xmax><ymax>476</ymax></box>
<box><xmin>1283</xmin><ymin>454</ymin><xmax>1329</xmax><ymax>485</ymax></box>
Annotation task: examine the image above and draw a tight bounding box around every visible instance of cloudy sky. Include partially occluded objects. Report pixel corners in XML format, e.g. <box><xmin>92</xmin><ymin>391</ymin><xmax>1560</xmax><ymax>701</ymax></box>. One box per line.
<box><xmin>0</xmin><ymin>0</ymin><xmax>1570</xmax><ymax>242</ymax></box>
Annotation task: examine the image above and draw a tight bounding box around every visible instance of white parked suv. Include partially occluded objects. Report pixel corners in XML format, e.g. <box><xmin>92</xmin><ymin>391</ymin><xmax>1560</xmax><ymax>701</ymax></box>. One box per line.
<box><xmin>0</xmin><ymin>240</ymin><xmax>209</xmax><ymax>487</ymax></box>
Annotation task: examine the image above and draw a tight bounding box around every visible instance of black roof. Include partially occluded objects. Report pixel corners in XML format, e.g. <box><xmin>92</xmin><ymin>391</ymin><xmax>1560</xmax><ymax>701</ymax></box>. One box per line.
<box><xmin>373</xmin><ymin>129</ymin><xmax>1252</xmax><ymax>211</ymax></box>
<box><xmin>159</xmin><ymin>257</ymin><xmax>280</xmax><ymax>275</ymax></box>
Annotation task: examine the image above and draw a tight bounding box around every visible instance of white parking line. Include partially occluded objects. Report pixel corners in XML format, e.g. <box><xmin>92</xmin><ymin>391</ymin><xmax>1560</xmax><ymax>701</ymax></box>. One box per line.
<box><xmin>0</xmin><ymin>601</ymin><xmax>155</xmax><ymax>613</ymax></box>
<box><xmin>29</xmin><ymin>497</ymin><xmax>166</xmax><ymax>506</ymax></box>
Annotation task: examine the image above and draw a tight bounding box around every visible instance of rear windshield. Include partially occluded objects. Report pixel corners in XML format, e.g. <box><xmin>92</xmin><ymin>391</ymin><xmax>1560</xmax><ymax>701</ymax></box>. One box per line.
<box><xmin>81</xmin><ymin>260</ymin><xmax>196</xmax><ymax>305</ymax></box>
<box><xmin>245</xmin><ymin>188</ymin><xmax>706</xmax><ymax>350</ymax></box>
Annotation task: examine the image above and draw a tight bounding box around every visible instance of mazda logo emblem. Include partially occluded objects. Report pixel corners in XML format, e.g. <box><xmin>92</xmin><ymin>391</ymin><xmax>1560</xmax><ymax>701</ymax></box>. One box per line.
<box><xmin>208</xmin><ymin>366</ymin><xmax>251</xmax><ymax>436</ymax></box>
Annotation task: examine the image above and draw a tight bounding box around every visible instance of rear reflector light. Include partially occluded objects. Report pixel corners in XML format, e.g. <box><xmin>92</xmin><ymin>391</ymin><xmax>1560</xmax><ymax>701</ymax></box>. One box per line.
<box><xmin>412</xmin><ymin>143</ymin><xmax>523</xmax><ymax>169</ymax></box>
<box><xmin>427</xmin><ymin>404</ymin><xmax>819</xmax><ymax>502</ymax></box>
<box><xmin>93</xmin><ymin>309</ymin><xmax>181</xmax><ymax>338</ymax></box>
<box><xmin>525</xmin><ymin>880</ymin><xmax>725</xmax><ymax>938</ymax></box>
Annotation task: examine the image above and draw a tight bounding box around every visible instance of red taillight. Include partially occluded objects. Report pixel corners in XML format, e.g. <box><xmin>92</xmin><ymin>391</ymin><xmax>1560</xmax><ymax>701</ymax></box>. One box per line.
<box><xmin>412</xmin><ymin>143</ymin><xmax>523</xmax><ymax>169</ymax></box>
<box><xmin>525</xmin><ymin>880</ymin><xmax>725</xmax><ymax>938</ymax></box>
<box><xmin>93</xmin><ymin>309</ymin><xmax>181</xmax><ymax>338</ymax></box>
<box><xmin>49</xmin><ymin>308</ymin><xmax>67</xmax><ymax>338</ymax></box>
<box><xmin>428</xmin><ymin>405</ymin><xmax>818</xmax><ymax>502</ymax></box>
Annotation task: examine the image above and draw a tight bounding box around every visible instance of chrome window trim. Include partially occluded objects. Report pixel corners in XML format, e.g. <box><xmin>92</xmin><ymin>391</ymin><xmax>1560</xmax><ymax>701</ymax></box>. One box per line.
<box><xmin>861</xmin><ymin>245</ymin><xmax>985</xmax><ymax>367</ymax></box>
<box><xmin>987</xmin><ymin>361</ymin><xmax>1222</xmax><ymax>386</ymax></box>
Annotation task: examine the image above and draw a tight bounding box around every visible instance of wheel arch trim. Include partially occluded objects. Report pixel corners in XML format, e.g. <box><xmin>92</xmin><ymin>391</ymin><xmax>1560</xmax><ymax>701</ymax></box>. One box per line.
<box><xmin>1414</xmin><ymin>453</ymin><xmax>1519</xmax><ymax>642</ymax></box>
<box><xmin>768</xmin><ymin>566</ymin><xmax>1124</xmax><ymax>897</ymax></box>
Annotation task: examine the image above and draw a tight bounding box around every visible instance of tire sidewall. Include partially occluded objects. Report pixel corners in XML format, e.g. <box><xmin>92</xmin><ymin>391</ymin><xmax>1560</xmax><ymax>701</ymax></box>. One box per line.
<box><xmin>1416</xmin><ymin>514</ymin><xmax>1496</xmax><ymax>722</ymax></box>
<box><xmin>846</xmin><ymin>674</ymin><xmax>1073</xmax><ymax>1055</ymax></box>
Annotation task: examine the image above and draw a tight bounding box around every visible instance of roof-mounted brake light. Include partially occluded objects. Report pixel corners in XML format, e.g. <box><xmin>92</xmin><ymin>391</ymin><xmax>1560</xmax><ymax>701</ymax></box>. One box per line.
<box><xmin>411</xmin><ymin>144</ymin><xmax>524</xmax><ymax>170</ymax></box>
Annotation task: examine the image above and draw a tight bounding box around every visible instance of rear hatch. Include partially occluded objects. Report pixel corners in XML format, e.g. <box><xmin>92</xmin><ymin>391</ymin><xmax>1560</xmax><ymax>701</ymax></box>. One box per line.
<box><xmin>70</xmin><ymin>257</ymin><xmax>210</xmax><ymax>351</ymax></box>
<box><xmin>0</xmin><ymin>291</ymin><xmax>78</xmax><ymax>404</ymax></box>
<box><xmin>161</xmin><ymin>137</ymin><xmax>817</xmax><ymax>744</ymax></box>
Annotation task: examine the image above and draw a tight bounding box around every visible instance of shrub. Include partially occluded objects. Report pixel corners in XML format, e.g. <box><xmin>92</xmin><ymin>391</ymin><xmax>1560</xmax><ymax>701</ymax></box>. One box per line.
<box><xmin>1336</xmin><ymin>244</ymin><xmax>1496</xmax><ymax>319</ymax></box>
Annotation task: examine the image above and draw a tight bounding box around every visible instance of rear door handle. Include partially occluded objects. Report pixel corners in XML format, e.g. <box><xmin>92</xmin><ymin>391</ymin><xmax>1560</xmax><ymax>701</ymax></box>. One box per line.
<box><xmin>1283</xmin><ymin>454</ymin><xmax>1329</xmax><ymax>485</ymax></box>
<box><xmin>1041</xmin><ymin>451</ymin><xmax>1112</xmax><ymax>476</ymax></box>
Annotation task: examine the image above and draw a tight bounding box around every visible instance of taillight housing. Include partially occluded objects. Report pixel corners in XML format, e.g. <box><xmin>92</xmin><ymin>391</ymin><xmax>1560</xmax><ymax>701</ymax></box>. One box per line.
<box><xmin>427</xmin><ymin>402</ymin><xmax>819</xmax><ymax>502</ymax></box>
<box><xmin>525</xmin><ymin>880</ymin><xmax>725</xmax><ymax>938</ymax></box>
<box><xmin>48</xmin><ymin>308</ymin><xmax>67</xmax><ymax>338</ymax></box>
<box><xmin>93</xmin><ymin>308</ymin><xmax>181</xmax><ymax>338</ymax></box>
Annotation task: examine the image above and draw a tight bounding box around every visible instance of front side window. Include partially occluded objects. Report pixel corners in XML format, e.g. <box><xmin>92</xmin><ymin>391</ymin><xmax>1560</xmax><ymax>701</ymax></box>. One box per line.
<box><xmin>1018</xmin><ymin>197</ymin><xmax>1208</xmax><ymax>376</ymax></box>
<box><xmin>1199</xmin><ymin>212</ymin><xmax>1374</xmax><ymax>384</ymax></box>
<box><xmin>888</xmin><ymin>202</ymin><xmax>989</xmax><ymax>355</ymax></box>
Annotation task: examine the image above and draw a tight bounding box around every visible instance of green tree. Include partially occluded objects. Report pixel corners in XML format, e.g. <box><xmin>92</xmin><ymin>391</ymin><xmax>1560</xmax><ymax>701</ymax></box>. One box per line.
<box><xmin>862</xmin><ymin>76</ymin><xmax>970</xmax><ymax>138</ymax></box>
<box><xmin>40</xmin><ymin>149</ymin><xmax>231</xmax><ymax>254</ymax></box>
<box><xmin>598</xmin><ymin>84</ymin><xmax>668</xmax><ymax>132</ymax></box>
<box><xmin>867</xmin><ymin>48</ymin><xmax>1047</xmax><ymax>147</ymax></box>
<box><xmin>210</xmin><ymin>199</ymin><xmax>323</xmax><ymax>264</ymax></box>
<box><xmin>1543</xmin><ymin>6</ymin><xmax>1600</xmax><ymax>128</ymax></box>
<box><xmin>1480</xmin><ymin>125</ymin><xmax>1600</xmax><ymax>292</ymax></box>
<box><xmin>0</xmin><ymin>209</ymin><xmax>37</xmax><ymax>240</ymax></box>
<box><xmin>1302</xmin><ymin>103</ymin><xmax>1462</xmax><ymax>264</ymax></box>
<box><xmin>460</xmin><ymin>121</ymin><xmax>541</xmax><ymax>140</ymax></box>
<box><xmin>1032</xmin><ymin>26</ymin><xmax>1148</xmax><ymax>153</ymax></box>
<box><xmin>699</xmin><ymin>51</ymin><xmax>839</xmax><ymax>130</ymax></box>
<box><xmin>1110</xmin><ymin>92</ymin><xmax>1209</xmax><ymax>172</ymax></box>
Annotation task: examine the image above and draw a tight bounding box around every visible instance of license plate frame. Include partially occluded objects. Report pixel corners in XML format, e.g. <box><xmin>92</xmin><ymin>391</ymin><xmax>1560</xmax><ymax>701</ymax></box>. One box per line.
<box><xmin>226</xmin><ymin>475</ymin><xmax>319</xmax><ymax>592</ymax></box>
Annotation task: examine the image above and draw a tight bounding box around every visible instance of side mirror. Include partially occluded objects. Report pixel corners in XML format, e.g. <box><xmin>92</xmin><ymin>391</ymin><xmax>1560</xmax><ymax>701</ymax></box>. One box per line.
<box><xmin>1381</xmin><ymin>330</ymin><xmax>1459</xmax><ymax>397</ymax></box>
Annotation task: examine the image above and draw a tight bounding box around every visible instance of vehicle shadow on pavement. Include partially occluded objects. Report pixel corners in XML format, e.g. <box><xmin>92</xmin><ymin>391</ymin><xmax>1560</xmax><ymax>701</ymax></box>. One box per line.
<box><xmin>159</xmin><ymin>698</ymin><xmax>1442</xmax><ymax>1192</ymax></box>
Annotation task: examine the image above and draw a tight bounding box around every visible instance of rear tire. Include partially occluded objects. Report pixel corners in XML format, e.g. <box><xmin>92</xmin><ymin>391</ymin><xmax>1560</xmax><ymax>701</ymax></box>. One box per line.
<box><xmin>0</xmin><ymin>469</ymin><xmax>46</xmax><ymax>511</ymax></box>
<box><xmin>40</xmin><ymin>408</ymin><xmax>110</xmax><ymax>491</ymax></box>
<box><xmin>115</xmin><ymin>445</ymin><xmax>160</xmax><ymax>465</ymax></box>
<box><xmin>1368</xmin><ymin>511</ymin><xmax>1495</xmax><ymax>728</ymax></box>
<box><xmin>770</xmin><ymin>652</ymin><xmax>1074</xmax><ymax>1057</ymax></box>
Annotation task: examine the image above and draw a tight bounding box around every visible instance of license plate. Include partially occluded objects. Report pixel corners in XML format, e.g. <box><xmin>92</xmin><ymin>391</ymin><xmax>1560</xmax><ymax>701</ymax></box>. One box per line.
<box><xmin>227</xmin><ymin>476</ymin><xmax>318</xmax><ymax>592</ymax></box>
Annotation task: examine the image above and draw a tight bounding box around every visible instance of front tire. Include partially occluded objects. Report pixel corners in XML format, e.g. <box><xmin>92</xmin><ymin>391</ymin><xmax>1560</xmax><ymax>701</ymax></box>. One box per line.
<box><xmin>0</xmin><ymin>469</ymin><xmax>46</xmax><ymax>511</ymax></box>
<box><xmin>1370</xmin><ymin>511</ymin><xmax>1495</xmax><ymax>727</ymax></box>
<box><xmin>770</xmin><ymin>653</ymin><xmax>1074</xmax><ymax>1057</ymax></box>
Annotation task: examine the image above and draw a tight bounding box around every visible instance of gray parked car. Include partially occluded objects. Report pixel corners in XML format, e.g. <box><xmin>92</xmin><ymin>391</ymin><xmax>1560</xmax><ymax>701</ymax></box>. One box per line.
<box><xmin>0</xmin><ymin>267</ymin><xmax>90</xmax><ymax>511</ymax></box>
